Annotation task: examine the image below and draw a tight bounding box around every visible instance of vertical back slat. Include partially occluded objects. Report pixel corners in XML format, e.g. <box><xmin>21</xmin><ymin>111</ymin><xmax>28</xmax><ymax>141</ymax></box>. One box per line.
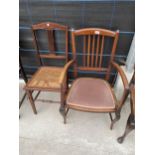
<box><xmin>83</xmin><ymin>36</ymin><xmax>86</xmax><ymax>66</ymax></box>
<box><xmin>91</xmin><ymin>35</ymin><xmax>95</xmax><ymax>67</ymax></box>
<box><xmin>99</xmin><ymin>36</ymin><xmax>104</xmax><ymax>68</ymax></box>
<box><xmin>87</xmin><ymin>35</ymin><xmax>91</xmax><ymax>67</ymax></box>
<box><xmin>95</xmin><ymin>35</ymin><xmax>100</xmax><ymax>67</ymax></box>
<box><xmin>47</xmin><ymin>30</ymin><xmax>55</xmax><ymax>53</ymax></box>
<box><xmin>83</xmin><ymin>36</ymin><xmax>87</xmax><ymax>66</ymax></box>
<box><xmin>65</xmin><ymin>30</ymin><xmax>68</xmax><ymax>62</ymax></box>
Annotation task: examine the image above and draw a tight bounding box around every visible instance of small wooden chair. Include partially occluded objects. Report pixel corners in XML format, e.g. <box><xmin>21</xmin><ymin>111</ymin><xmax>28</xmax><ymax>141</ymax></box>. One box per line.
<box><xmin>24</xmin><ymin>22</ymin><xmax>71</xmax><ymax>114</ymax></box>
<box><xmin>60</xmin><ymin>28</ymin><xmax>129</xmax><ymax>129</ymax></box>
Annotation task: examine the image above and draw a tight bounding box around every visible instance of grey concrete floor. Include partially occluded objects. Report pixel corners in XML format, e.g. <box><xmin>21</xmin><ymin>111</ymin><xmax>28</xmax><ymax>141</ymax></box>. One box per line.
<box><xmin>19</xmin><ymin>82</ymin><xmax>135</xmax><ymax>155</ymax></box>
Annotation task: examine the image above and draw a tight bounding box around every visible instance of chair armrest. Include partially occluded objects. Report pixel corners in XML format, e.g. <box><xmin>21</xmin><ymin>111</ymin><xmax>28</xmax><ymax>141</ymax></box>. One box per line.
<box><xmin>59</xmin><ymin>59</ymin><xmax>75</xmax><ymax>84</ymax></box>
<box><xmin>111</xmin><ymin>61</ymin><xmax>129</xmax><ymax>90</ymax></box>
<box><xmin>111</xmin><ymin>61</ymin><xmax>129</xmax><ymax>110</ymax></box>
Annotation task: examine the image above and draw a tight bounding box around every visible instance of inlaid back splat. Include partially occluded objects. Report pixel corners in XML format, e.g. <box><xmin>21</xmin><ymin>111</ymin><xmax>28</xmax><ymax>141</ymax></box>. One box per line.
<box><xmin>47</xmin><ymin>30</ymin><xmax>55</xmax><ymax>53</ymax></box>
<box><xmin>71</xmin><ymin>28</ymin><xmax>119</xmax><ymax>80</ymax></box>
<box><xmin>32</xmin><ymin>22</ymin><xmax>69</xmax><ymax>65</ymax></box>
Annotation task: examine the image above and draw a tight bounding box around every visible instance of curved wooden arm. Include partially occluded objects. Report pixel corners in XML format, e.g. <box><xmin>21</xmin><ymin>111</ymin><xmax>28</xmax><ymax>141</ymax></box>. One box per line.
<box><xmin>111</xmin><ymin>61</ymin><xmax>129</xmax><ymax>90</ymax></box>
<box><xmin>111</xmin><ymin>61</ymin><xmax>129</xmax><ymax>110</ymax></box>
<box><xmin>59</xmin><ymin>59</ymin><xmax>75</xmax><ymax>84</ymax></box>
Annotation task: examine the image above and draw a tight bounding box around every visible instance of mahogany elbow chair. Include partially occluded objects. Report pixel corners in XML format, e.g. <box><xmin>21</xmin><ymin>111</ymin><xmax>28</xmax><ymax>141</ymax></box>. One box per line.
<box><xmin>24</xmin><ymin>22</ymin><xmax>70</xmax><ymax>114</ymax></box>
<box><xmin>61</xmin><ymin>28</ymin><xmax>129</xmax><ymax>129</ymax></box>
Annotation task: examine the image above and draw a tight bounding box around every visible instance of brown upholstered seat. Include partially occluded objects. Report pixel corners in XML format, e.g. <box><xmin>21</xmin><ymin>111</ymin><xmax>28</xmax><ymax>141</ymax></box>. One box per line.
<box><xmin>67</xmin><ymin>78</ymin><xmax>116</xmax><ymax>112</ymax></box>
<box><xmin>25</xmin><ymin>66</ymin><xmax>64</xmax><ymax>90</ymax></box>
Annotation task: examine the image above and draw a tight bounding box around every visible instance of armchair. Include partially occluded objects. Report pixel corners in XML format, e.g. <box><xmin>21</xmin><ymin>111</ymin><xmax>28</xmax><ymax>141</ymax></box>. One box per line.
<box><xmin>61</xmin><ymin>28</ymin><xmax>129</xmax><ymax>130</ymax></box>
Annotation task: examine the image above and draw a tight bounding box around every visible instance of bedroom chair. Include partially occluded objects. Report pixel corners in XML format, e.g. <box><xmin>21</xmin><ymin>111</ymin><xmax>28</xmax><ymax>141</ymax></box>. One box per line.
<box><xmin>24</xmin><ymin>22</ymin><xmax>71</xmax><ymax>114</ymax></box>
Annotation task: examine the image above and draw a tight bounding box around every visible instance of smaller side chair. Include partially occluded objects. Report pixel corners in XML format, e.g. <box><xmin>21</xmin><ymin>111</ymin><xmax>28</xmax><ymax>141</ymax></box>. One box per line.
<box><xmin>24</xmin><ymin>22</ymin><xmax>72</xmax><ymax>114</ymax></box>
<box><xmin>60</xmin><ymin>28</ymin><xmax>129</xmax><ymax>129</ymax></box>
<box><xmin>117</xmin><ymin>73</ymin><xmax>135</xmax><ymax>143</ymax></box>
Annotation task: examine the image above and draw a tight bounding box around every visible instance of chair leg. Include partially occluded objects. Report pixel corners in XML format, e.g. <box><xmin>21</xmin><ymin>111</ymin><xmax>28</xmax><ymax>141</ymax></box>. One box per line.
<box><xmin>59</xmin><ymin>86</ymin><xmax>66</xmax><ymax>116</ymax></box>
<box><xmin>59</xmin><ymin>104</ymin><xmax>65</xmax><ymax>116</ymax></box>
<box><xmin>109</xmin><ymin>113</ymin><xmax>113</xmax><ymax>122</ymax></box>
<box><xmin>34</xmin><ymin>91</ymin><xmax>41</xmax><ymax>101</ymax></box>
<box><xmin>117</xmin><ymin>115</ymin><xmax>135</xmax><ymax>143</ymax></box>
<box><xmin>19</xmin><ymin>92</ymin><xmax>27</xmax><ymax>109</ymax></box>
<box><xmin>64</xmin><ymin>107</ymin><xmax>69</xmax><ymax>124</ymax></box>
<box><xmin>26</xmin><ymin>90</ymin><xmax>37</xmax><ymax>114</ymax></box>
<box><xmin>110</xmin><ymin>111</ymin><xmax>120</xmax><ymax>130</ymax></box>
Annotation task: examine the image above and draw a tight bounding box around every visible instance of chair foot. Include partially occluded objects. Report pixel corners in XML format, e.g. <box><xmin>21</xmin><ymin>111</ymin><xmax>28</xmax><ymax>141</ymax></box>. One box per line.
<box><xmin>110</xmin><ymin>112</ymin><xmax>120</xmax><ymax>130</ymax></box>
<box><xmin>117</xmin><ymin>125</ymin><xmax>134</xmax><ymax>143</ymax></box>
<box><xmin>117</xmin><ymin>115</ymin><xmax>135</xmax><ymax>143</ymax></box>
<box><xmin>117</xmin><ymin>137</ymin><xmax>124</xmax><ymax>144</ymax></box>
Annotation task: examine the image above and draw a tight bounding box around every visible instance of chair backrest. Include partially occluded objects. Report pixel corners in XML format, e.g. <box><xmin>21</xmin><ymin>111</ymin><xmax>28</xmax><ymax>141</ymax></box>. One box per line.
<box><xmin>32</xmin><ymin>22</ymin><xmax>68</xmax><ymax>65</ymax></box>
<box><xmin>71</xmin><ymin>28</ymin><xmax>119</xmax><ymax>81</ymax></box>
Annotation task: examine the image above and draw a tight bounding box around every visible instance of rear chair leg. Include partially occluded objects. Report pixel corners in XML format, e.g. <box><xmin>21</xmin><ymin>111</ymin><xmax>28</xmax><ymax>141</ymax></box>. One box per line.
<box><xmin>59</xmin><ymin>85</ymin><xmax>66</xmax><ymax>116</ymax></box>
<box><xmin>19</xmin><ymin>92</ymin><xmax>27</xmax><ymax>109</ymax></box>
<box><xmin>34</xmin><ymin>91</ymin><xmax>41</xmax><ymax>101</ymax></box>
<box><xmin>59</xmin><ymin>104</ymin><xmax>65</xmax><ymax>116</ymax></box>
<box><xmin>109</xmin><ymin>113</ymin><xmax>113</xmax><ymax>122</ymax></box>
<box><xmin>109</xmin><ymin>112</ymin><xmax>120</xmax><ymax>130</ymax></box>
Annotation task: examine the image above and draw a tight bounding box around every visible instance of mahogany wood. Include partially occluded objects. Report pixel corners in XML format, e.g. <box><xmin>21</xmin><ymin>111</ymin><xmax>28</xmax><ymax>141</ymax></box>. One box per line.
<box><xmin>32</xmin><ymin>22</ymin><xmax>68</xmax><ymax>66</ymax></box>
<box><xmin>62</xmin><ymin>28</ymin><xmax>129</xmax><ymax>130</ymax></box>
<box><xmin>25</xmin><ymin>22</ymin><xmax>69</xmax><ymax>114</ymax></box>
<box><xmin>71</xmin><ymin>28</ymin><xmax>119</xmax><ymax>80</ymax></box>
